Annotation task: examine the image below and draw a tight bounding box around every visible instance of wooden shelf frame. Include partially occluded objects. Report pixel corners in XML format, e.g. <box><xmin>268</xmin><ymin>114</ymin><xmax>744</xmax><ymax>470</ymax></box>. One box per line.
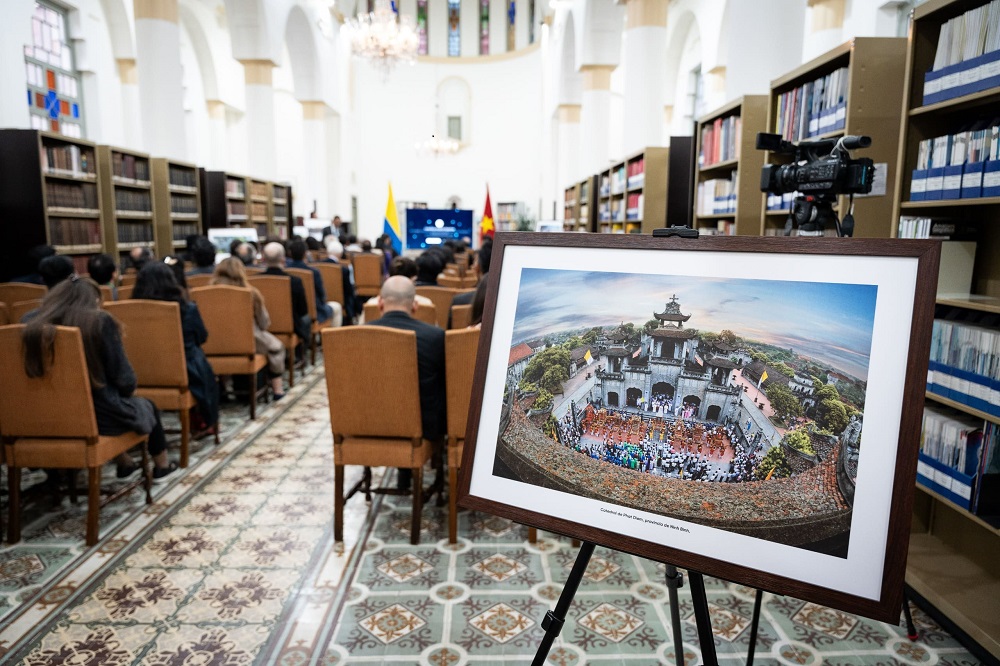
<box><xmin>596</xmin><ymin>147</ymin><xmax>669</xmax><ymax>235</ymax></box>
<box><xmin>760</xmin><ymin>38</ymin><xmax>908</xmax><ymax>238</ymax></box>
<box><xmin>97</xmin><ymin>145</ymin><xmax>155</xmax><ymax>258</ymax></box>
<box><xmin>152</xmin><ymin>157</ymin><xmax>202</xmax><ymax>257</ymax></box>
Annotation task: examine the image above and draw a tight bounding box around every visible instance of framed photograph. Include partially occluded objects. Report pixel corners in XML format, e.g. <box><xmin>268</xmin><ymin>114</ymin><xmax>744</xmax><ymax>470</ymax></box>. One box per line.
<box><xmin>458</xmin><ymin>233</ymin><xmax>940</xmax><ymax>622</ymax></box>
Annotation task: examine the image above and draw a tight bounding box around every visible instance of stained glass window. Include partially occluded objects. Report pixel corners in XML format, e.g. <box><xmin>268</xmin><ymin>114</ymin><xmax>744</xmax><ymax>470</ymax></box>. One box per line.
<box><xmin>417</xmin><ymin>0</ymin><xmax>428</xmax><ymax>55</ymax></box>
<box><xmin>448</xmin><ymin>0</ymin><xmax>461</xmax><ymax>57</ymax></box>
<box><xmin>479</xmin><ymin>0</ymin><xmax>489</xmax><ymax>55</ymax></box>
<box><xmin>507</xmin><ymin>0</ymin><xmax>516</xmax><ymax>51</ymax></box>
<box><xmin>528</xmin><ymin>0</ymin><xmax>535</xmax><ymax>44</ymax></box>
<box><xmin>25</xmin><ymin>1</ymin><xmax>83</xmax><ymax>137</ymax></box>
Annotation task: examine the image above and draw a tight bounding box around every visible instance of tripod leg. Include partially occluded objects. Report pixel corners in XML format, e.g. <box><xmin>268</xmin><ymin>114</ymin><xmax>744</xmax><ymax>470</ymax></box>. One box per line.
<box><xmin>902</xmin><ymin>591</ymin><xmax>918</xmax><ymax>641</ymax></box>
<box><xmin>746</xmin><ymin>588</ymin><xmax>764</xmax><ymax>666</ymax></box>
<box><xmin>531</xmin><ymin>541</ymin><xmax>596</xmax><ymax>666</ymax></box>
<box><xmin>665</xmin><ymin>565</ymin><xmax>685</xmax><ymax>666</ymax></box>
<box><xmin>688</xmin><ymin>571</ymin><xmax>719</xmax><ymax>666</ymax></box>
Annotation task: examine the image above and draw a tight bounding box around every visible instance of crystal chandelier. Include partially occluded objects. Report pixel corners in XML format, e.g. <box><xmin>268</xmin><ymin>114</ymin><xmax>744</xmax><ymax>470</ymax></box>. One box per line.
<box><xmin>344</xmin><ymin>0</ymin><xmax>419</xmax><ymax>77</ymax></box>
<box><xmin>415</xmin><ymin>134</ymin><xmax>462</xmax><ymax>156</ymax></box>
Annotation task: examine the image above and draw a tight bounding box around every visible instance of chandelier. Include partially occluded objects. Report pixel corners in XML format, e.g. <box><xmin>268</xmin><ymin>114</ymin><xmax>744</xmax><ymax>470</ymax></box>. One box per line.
<box><xmin>344</xmin><ymin>0</ymin><xmax>419</xmax><ymax>77</ymax></box>
<box><xmin>415</xmin><ymin>134</ymin><xmax>462</xmax><ymax>156</ymax></box>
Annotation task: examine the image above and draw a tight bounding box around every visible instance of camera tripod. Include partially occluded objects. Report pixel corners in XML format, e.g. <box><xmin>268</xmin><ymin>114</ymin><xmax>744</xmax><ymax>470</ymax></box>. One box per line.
<box><xmin>784</xmin><ymin>192</ymin><xmax>856</xmax><ymax>238</ymax></box>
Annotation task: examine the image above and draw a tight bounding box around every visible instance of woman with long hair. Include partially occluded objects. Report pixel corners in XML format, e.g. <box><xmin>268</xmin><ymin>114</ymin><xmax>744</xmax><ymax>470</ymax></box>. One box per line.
<box><xmin>21</xmin><ymin>277</ymin><xmax>177</xmax><ymax>482</ymax></box>
<box><xmin>209</xmin><ymin>257</ymin><xmax>286</xmax><ymax>398</ymax></box>
<box><xmin>132</xmin><ymin>261</ymin><xmax>219</xmax><ymax>434</ymax></box>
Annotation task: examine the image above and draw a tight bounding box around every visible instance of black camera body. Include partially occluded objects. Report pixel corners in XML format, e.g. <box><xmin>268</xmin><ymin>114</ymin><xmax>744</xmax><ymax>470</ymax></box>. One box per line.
<box><xmin>759</xmin><ymin>154</ymin><xmax>874</xmax><ymax>195</ymax></box>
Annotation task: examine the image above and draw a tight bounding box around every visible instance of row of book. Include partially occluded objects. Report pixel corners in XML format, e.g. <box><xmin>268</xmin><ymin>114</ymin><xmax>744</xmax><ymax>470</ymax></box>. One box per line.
<box><xmin>48</xmin><ymin>217</ymin><xmax>101</xmax><ymax>247</ymax></box>
<box><xmin>917</xmin><ymin>404</ymin><xmax>998</xmax><ymax>512</ymax></box>
<box><xmin>171</xmin><ymin>222</ymin><xmax>200</xmax><ymax>241</ymax></box>
<box><xmin>225</xmin><ymin>178</ymin><xmax>245</xmax><ymax>198</ymax></box>
<box><xmin>251</xmin><ymin>202</ymin><xmax>268</xmax><ymax>219</ymax></box>
<box><xmin>897</xmin><ymin>217</ymin><xmax>976</xmax><ymax>239</ymax></box>
<box><xmin>40</xmin><ymin>143</ymin><xmax>95</xmax><ymax>177</ymax></box>
<box><xmin>910</xmin><ymin>124</ymin><xmax>1000</xmax><ymax>200</ymax></box>
<box><xmin>273</xmin><ymin>185</ymin><xmax>289</xmax><ymax>201</ymax></box>
<box><xmin>699</xmin><ymin>114</ymin><xmax>742</xmax><ymax>167</ymax></box>
<box><xmin>117</xmin><ymin>221</ymin><xmax>154</xmax><ymax>244</ymax></box>
<box><xmin>110</xmin><ymin>152</ymin><xmax>149</xmax><ymax>182</ymax></box>
<box><xmin>168</xmin><ymin>166</ymin><xmax>197</xmax><ymax>189</ymax></box>
<box><xmin>928</xmin><ymin>318</ymin><xmax>1000</xmax><ymax>418</ymax></box>
<box><xmin>924</xmin><ymin>0</ymin><xmax>1000</xmax><ymax>105</ymax></box>
<box><xmin>170</xmin><ymin>195</ymin><xmax>198</xmax><ymax>214</ymax></box>
<box><xmin>625</xmin><ymin>193</ymin><xmax>643</xmax><ymax>220</ymax></box>
<box><xmin>250</xmin><ymin>181</ymin><xmax>269</xmax><ymax>199</ymax></box>
<box><xmin>774</xmin><ymin>67</ymin><xmax>848</xmax><ymax>142</ymax></box>
<box><xmin>227</xmin><ymin>201</ymin><xmax>247</xmax><ymax>217</ymax></box>
<box><xmin>626</xmin><ymin>159</ymin><xmax>645</xmax><ymax>189</ymax></box>
<box><xmin>274</xmin><ymin>203</ymin><xmax>289</xmax><ymax>220</ymax></box>
<box><xmin>696</xmin><ymin>220</ymin><xmax>736</xmax><ymax>236</ymax></box>
<box><xmin>45</xmin><ymin>182</ymin><xmax>97</xmax><ymax>210</ymax></box>
<box><xmin>696</xmin><ymin>174</ymin><xmax>737</xmax><ymax>215</ymax></box>
<box><xmin>114</xmin><ymin>190</ymin><xmax>151</xmax><ymax>212</ymax></box>
<box><xmin>765</xmin><ymin>191</ymin><xmax>798</xmax><ymax>211</ymax></box>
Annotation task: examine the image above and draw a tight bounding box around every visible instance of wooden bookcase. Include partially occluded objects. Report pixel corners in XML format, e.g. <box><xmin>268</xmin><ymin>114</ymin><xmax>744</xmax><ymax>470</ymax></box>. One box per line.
<box><xmin>0</xmin><ymin>129</ymin><xmax>105</xmax><ymax>278</ymax></box>
<box><xmin>249</xmin><ymin>178</ymin><xmax>270</xmax><ymax>239</ymax></box>
<box><xmin>562</xmin><ymin>182</ymin><xmax>578</xmax><ymax>231</ymax></box>
<box><xmin>760</xmin><ymin>38</ymin><xmax>907</xmax><ymax>237</ymax></box>
<box><xmin>151</xmin><ymin>158</ymin><xmax>201</xmax><ymax>257</ymax></box>
<box><xmin>891</xmin><ymin>0</ymin><xmax>1000</xmax><ymax>658</ymax></box>
<box><xmin>596</xmin><ymin>147</ymin><xmax>669</xmax><ymax>234</ymax></box>
<box><xmin>693</xmin><ymin>96</ymin><xmax>768</xmax><ymax>236</ymax></box>
<box><xmin>200</xmin><ymin>170</ymin><xmax>250</xmax><ymax>231</ymax></box>
<box><xmin>96</xmin><ymin>145</ymin><xmax>154</xmax><ymax>260</ymax></box>
<box><xmin>496</xmin><ymin>202</ymin><xmax>524</xmax><ymax>232</ymax></box>
<box><xmin>272</xmin><ymin>182</ymin><xmax>292</xmax><ymax>241</ymax></box>
<box><xmin>561</xmin><ymin>178</ymin><xmax>595</xmax><ymax>232</ymax></box>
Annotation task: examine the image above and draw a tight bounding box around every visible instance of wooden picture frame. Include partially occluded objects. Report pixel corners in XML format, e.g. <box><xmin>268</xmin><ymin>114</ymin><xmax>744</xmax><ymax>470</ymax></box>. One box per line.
<box><xmin>458</xmin><ymin>232</ymin><xmax>940</xmax><ymax>623</ymax></box>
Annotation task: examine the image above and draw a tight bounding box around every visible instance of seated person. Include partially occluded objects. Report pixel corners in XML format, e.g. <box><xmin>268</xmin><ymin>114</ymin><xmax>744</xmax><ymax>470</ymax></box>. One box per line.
<box><xmin>187</xmin><ymin>237</ymin><xmax>217</xmax><ymax>275</ymax></box>
<box><xmin>233</xmin><ymin>242</ymin><xmax>258</xmax><ymax>267</ymax></box>
<box><xmin>414</xmin><ymin>252</ymin><xmax>443</xmax><ymax>287</ymax></box>
<box><xmin>132</xmin><ymin>262</ymin><xmax>219</xmax><ymax>435</ymax></box>
<box><xmin>286</xmin><ymin>239</ymin><xmax>341</xmax><ymax>328</ymax></box>
<box><xmin>323</xmin><ymin>238</ymin><xmax>357</xmax><ymax>323</ymax></box>
<box><xmin>125</xmin><ymin>247</ymin><xmax>154</xmax><ymax>274</ymax></box>
<box><xmin>20</xmin><ymin>277</ymin><xmax>177</xmax><ymax>482</ymax></box>
<box><xmin>39</xmin><ymin>255</ymin><xmax>75</xmax><ymax>289</ymax></box>
<box><xmin>365</xmin><ymin>256</ymin><xmax>433</xmax><ymax>309</ymax></box>
<box><xmin>262</xmin><ymin>242</ymin><xmax>311</xmax><ymax>356</ymax></box>
<box><xmin>87</xmin><ymin>254</ymin><xmax>118</xmax><ymax>298</ymax></box>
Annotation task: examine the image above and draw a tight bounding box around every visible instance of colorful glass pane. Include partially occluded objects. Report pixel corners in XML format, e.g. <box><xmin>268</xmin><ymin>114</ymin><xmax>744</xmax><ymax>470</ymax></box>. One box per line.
<box><xmin>507</xmin><ymin>0</ymin><xmax>516</xmax><ymax>51</ymax></box>
<box><xmin>71</xmin><ymin>103</ymin><xmax>78</xmax><ymax>118</ymax></box>
<box><xmin>480</xmin><ymin>0</ymin><xmax>489</xmax><ymax>54</ymax></box>
<box><xmin>417</xmin><ymin>0</ymin><xmax>428</xmax><ymax>55</ymax></box>
<box><xmin>46</xmin><ymin>69</ymin><xmax>55</xmax><ymax>89</ymax></box>
<box><xmin>26</xmin><ymin>1</ymin><xmax>84</xmax><ymax>137</ymax></box>
<box><xmin>49</xmin><ymin>119</ymin><xmax>59</xmax><ymax>133</ymax></box>
<box><xmin>45</xmin><ymin>90</ymin><xmax>59</xmax><ymax>118</ymax></box>
<box><xmin>27</xmin><ymin>89</ymin><xmax>32</xmax><ymax>106</ymax></box>
<box><xmin>35</xmin><ymin>92</ymin><xmax>44</xmax><ymax>108</ymax></box>
<box><xmin>448</xmin><ymin>0</ymin><xmax>460</xmax><ymax>56</ymax></box>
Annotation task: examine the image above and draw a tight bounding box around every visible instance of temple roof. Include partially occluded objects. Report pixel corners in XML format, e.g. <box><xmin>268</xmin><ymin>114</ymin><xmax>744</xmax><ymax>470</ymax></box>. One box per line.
<box><xmin>707</xmin><ymin>357</ymin><xmax>738</xmax><ymax>369</ymax></box>
<box><xmin>605</xmin><ymin>348</ymin><xmax>635</xmax><ymax>358</ymax></box>
<box><xmin>570</xmin><ymin>346</ymin><xmax>593</xmax><ymax>362</ymax></box>
<box><xmin>654</xmin><ymin>294</ymin><xmax>692</xmax><ymax>323</ymax></box>
<box><xmin>713</xmin><ymin>341</ymin><xmax>737</xmax><ymax>352</ymax></box>
<box><xmin>508</xmin><ymin>342</ymin><xmax>534</xmax><ymax>366</ymax></box>
<box><xmin>648</xmin><ymin>328</ymin><xmax>697</xmax><ymax>340</ymax></box>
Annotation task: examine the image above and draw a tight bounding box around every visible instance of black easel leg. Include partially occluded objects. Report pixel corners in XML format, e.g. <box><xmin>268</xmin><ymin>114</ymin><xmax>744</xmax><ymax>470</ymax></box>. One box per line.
<box><xmin>902</xmin><ymin>591</ymin><xmax>918</xmax><ymax>641</ymax></box>
<box><xmin>532</xmin><ymin>541</ymin><xmax>596</xmax><ymax>666</ymax></box>
<box><xmin>746</xmin><ymin>588</ymin><xmax>764</xmax><ymax>666</ymax></box>
<box><xmin>665</xmin><ymin>565</ymin><xmax>685</xmax><ymax>666</ymax></box>
<box><xmin>688</xmin><ymin>571</ymin><xmax>719</xmax><ymax>666</ymax></box>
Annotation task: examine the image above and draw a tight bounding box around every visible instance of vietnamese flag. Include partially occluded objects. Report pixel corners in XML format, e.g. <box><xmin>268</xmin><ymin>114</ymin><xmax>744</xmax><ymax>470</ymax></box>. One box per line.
<box><xmin>480</xmin><ymin>186</ymin><xmax>495</xmax><ymax>242</ymax></box>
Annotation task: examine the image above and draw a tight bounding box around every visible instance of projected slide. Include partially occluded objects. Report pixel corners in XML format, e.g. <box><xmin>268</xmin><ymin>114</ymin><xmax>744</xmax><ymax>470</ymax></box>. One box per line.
<box><xmin>406</xmin><ymin>209</ymin><xmax>473</xmax><ymax>250</ymax></box>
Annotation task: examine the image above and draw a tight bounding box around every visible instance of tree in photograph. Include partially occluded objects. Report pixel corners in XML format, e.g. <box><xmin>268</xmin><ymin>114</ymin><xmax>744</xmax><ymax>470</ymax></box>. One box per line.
<box><xmin>533</xmin><ymin>388</ymin><xmax>554</xmax><ymax>411</ymax></box>
<box><xmin>583</xmin><ymin>328</ymin><xmax>600</xmax><ymax>345</ymax></box>
<box><xmin>643</xmin><ymin>318</ymin><xmax>660</xmax><ymax>334</ymax></box>
<box><xmin>766</xmin><ymin>383</ymin><xmax>803</xmax><ymax>420</ymax></box>
<box><xmin>838</xmin><ymin>381</ymin><xmax>866</xmax><ymax>409</ymax></box>
<box><xmin>816</xmin><ymin>398</ymin><xmax>849</xmax><ymax>434</ymax></box>
<box><xmin>757</xmin><ymin>446</ymin><xmax>791</xmax><ymax>480</ymax></box>
<box><xmin>542</xmin><ymin>414</ymin><xmax>558</xmax><ymax>438</ymax></box>
<box><xmin>540</xmin><ymin>364</ymin><xmax>568</xmax><ymax>394</ymax></box>
<box><xmin>773</xmin><ymin>361</ymin><xmax>795</xmax><ymax>378</ymax></box>
<box><xmin>813</xmin><ymin>381</ymin><xmax>840</xmax><ymax>403</ymax></box>
<box><xmin>718</xmin><ymin>329</ymin><xmax>739</xmax><ymax>345</ymax></box>
<box><xmin>782</xmin><ymin>428</ymin><xmax>816</xmax><ymax>455</ymax></box>
<box><xmin>517</xmin><ymin>380</ymin><xmax>538</xmax><ymax>394</ymax></box>
<box><xmin>521</xmin><ymin>346</ymin><xmax>571</xmax><ymax>392</ymax></box>
<box><xmin>562</xmin><ymin>335</ymin><xmax>585</xmax><ymax>351</ymax></box>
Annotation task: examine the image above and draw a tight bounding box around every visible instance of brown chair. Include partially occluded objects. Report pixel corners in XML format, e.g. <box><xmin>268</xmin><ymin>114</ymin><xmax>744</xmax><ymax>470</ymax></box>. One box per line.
<box><xmin>118</xmin><ymin>284</ymin><xmax>135</xmax><ymax>300</ymax></box>
<box><xmin>415</xmin><ymin>286</ymin><xmax>461</xmax><ymax>330</ymax></box>
<box><xmin>104</xmin><ymin>300</ymin><xmax>217</xmax><ymax>468</ymax></box>
<box><xmin>445</xmin><ymin>328</ymin><xmax>480</xmax><ymax>543</ymax></box>
<box><xmin>120</xmin><ymin>273</ymin><xmax>138</xmax><ymax>287</ymax></box>
<box><xmin>323</xmin><ymin>327</ymin><xmax>433</xmax><ymax>545</ymax></box>
<box><xmin>98</xmin><ymin>285</ymin><xmax>114</xmax><ymax>303</ymax></box>
<box><xmin>284</xmin><ymin>267</ymin><xmax>320</xmax><ymax>365</ymax></box>
<box><xmin>314</xmin><ymin>263</ymin><xmax>345</xmax><ymax>310</ymax></box>
<box><xmin>248</xmin><ymin>275</ymin><xmax>299</xmax><ymax>388</ymax></box>
<box><xmin>189</xmin><ymin>286</ymin><xmax>268</xmax><ymax>419</ymax></box>
<box><xmin>352</xmin><ymin>253</ymin><xmax>383</xmax><ymax>299</ymax></box>
<box><xmin>0</xmin><ymin>283</ymin><xmax>46</xmax><ymax>306</ymax></box>
<box><xmin>0</xmin><ymin>302</ymin><xmax>8</xmax><ymax>326</ymax></box>
<box><xmin>9</xmin><ymin>299</ymin><xmax>43</xmax><ymax>323</ymax></box>
<box><xmin>0</xmin><ymin>325</ymin><xmax>153</xmax><ymax>546</ymax></box>
<box><xmin>445</xmin><ymin>261</ymin><xmax>467</xmax><ymax>277</ymax></box>
<box><xmin>459</xmin><ymin>276</ymin><xmax>479</xmax><ymax>290</ymax></box>
<box><xmin>451</xmin><ymin>304</ymin><xmax>472</xmax><ymax>330</ymax></box>
<box><xmin>186</xmin><ymin>274</ymin><xmax>213</xmax><ymax>289</ymax></box>
<box><xmin>437</xmin><ymin>275</ymin><xmax>462</xmax><ymax>289</ymax></box>
<box><xmin>364</xmin><ymin>301</ymin><xmax>437</xmax><ymax>326</ymax></box>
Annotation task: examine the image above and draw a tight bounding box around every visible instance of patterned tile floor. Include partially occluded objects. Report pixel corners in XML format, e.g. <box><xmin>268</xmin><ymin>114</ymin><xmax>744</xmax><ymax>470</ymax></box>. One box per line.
<box><xmin>0</xmin><ymin>366</ymin><xmax>986</xmax><ymax>665</ymax></box>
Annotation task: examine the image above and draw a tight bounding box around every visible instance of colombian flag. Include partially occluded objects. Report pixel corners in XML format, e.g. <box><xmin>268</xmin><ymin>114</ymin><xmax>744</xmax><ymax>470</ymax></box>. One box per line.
<box><xmin>383</xmin><ymin>183</ymin><xmax>402</xmax><ymax>255</ymax></box>
<box><xmin>480</xmin><ymin>186</ymin><xmax>495</xmax><ymax>242</ymax></box>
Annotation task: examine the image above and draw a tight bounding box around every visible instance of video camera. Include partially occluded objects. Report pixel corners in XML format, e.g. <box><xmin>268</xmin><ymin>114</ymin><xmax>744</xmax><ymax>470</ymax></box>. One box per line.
<box><xmin>756</xmin><ymin>132</ymin><xmax>875</xmax><ymax>237</ymax></box>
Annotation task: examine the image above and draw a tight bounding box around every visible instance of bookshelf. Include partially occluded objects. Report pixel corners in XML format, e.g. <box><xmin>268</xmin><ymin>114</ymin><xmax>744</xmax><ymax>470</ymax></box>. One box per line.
<box><xmin>562</xmin><ymin>182</ymin><xmax>578</xmax><ymax>231</ymax></box>
<box><xmin>96</xmin><ymin>145</ymin><xmax>154</xmax><ymax>260</ymax></box>
<box><xmin>561</xmin><ymin>178</ymin><xmax>595</xmax><ymax>232</ymax></box>
<box><xmin>200</xmin><ymin>170</ymin><xmax>250</xmax><ymax>231</ymax></box>
<box><xmin>496</xmin><ymin>202</ymin><xmax>524</xmax><ymax>231</ymax></box>
<box><xmin>151</xmin><ymin>158</ymin><xmax>201</xmax><ymax>257</ymax></box>
<box><xmin>272</xmin><ymin>182</ymin><xmax>292</xmax><ymax>241</ymax></box>
<box><xmin>0</xmin><ymin>129</ymin><xmax>105</xmax><ymax>278</ymax></box>
<box><xmin>596</xmin><ymin>147</ymin><xmax>669</xmax><ymax>234</ymax></box>
<box><xmin>760</xmin><ymin>38</ymin><xmax>907</xmax><ymax>237</ymax></box>
<box><xmin>693</xmin><ymin>96</ymin><xmax>768</xmax><ymax>236</ymax></box>
<box><xmin>249</xmin><ymin>178</ymin><xmax>270</xmax><ymax>239</ymax></box>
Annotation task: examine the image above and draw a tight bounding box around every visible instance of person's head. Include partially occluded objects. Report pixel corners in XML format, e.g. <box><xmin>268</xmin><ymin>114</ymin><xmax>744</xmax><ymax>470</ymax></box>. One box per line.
<box><xmin>389</xmin><ymin>256</ymin><xmax>418</xmax><ymax>279</ymax></box>
<box><xmin>22</xmin><ymin>276</ymin><xmax>107</xmax><ymax>386</ymax></box>
<box><xmin>325</xmin><ymin>238</ymin><xmax>344</xmax><ymax>259</ymax></box>
<box><xmin>26</xmin><ymin>245</ymin><xmax>56</xmax><ymax>274</ymax></box>
<box><xmin>192</xmin><ymin>237</ymin><xmax>216</xmax><ymax>268</ymax></box>
<box><xmin>211</xmin><ymin>256</ymin><xmax>249</xmax><ymax>287</ymax></box>
<box><xmin>86</xmin><ymin>254</ymin><xmax>117</xmax><ymax>286</ymax></box>
<box><xmin>262</xmin><ymin>242</ymin><xmax>286</xmax><ymax>267</ymax></box>
<box><xmin>39</xmin><ymin>255</ymin><xmax>75</xmax><ymax>288</ymax></box>
<box><xmin>415</xmin><ymin>252</ymin><xmax>442</xmax><ymax>284</ymax></box>
<box><xmin>162</xmin><ymin>255</ymin><xmax>187</xmax><ymax>290</ymax></box>
<box><xmin>133</xmin><ymin>261</ymin><xmax>185</xmax><ymax>303</ymax></box>
<box><xmin>470</xmin><ymin>278</ymin><xmax>488</xmax><ymax>326</ymax></box>
<box><xmin>234</xmin><ymin>242</ymin><xmax>256</xmax><ymax>267</ymax></box>
<box><xmin>361</xmin><ymin>240</ymin><xmax>372</xmax><ymax>253</ymax></box>
<box><xmin>305</xmin><ymin>237</ymin><xmax>322</xmax><ymax>252</ymax></box>
<box><xmin>130</xmin><ymin>246</ymin><xmax>153</xmax><ymax>271</ymax></box>
<box><xmin>378</xmin><ymin>275</ymin><xmax>416</xmax><ymax>315</ymax></box>
<box><xmin>288</xmin><ymin>239</ymin><xmax>308</xmax><ymax>262</ymax></box>
<box><xmin>229</xmin><ymin>238</ymin><xmax>244</xmax><ymax>256</ymax></box>
<box><xmin>347</xmin><ymin>234</ymin><xmax>358</xmax><ymax>246</ymax></box>
<box><xmin>333</xmin><ymin>215</ymin><xmax>342</xmax><ymax>225</ymax></box>
<box><xmin>477</xmin><ymin>238</ymin><xmax>493</xmax><ymax>275</ymax></box>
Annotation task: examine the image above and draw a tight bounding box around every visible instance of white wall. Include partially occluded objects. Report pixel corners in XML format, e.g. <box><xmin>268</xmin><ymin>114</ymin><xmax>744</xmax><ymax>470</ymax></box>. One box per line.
<box><xmin>722</xmin><ymin>0</ymin><xmax>805</xmax><ymax>104</ymax></box>
<box><xmin>349</xmin><ymin>49</ymin><xmax>543</xmax><ymax>240</ymax></box>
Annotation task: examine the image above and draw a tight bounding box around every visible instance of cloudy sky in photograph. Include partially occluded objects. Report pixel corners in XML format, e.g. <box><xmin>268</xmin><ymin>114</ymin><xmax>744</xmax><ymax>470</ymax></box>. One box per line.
<box><xmin>511</xmin><ymin>269</ymin><xmax>878</xmax><ymax>380</ymax></box>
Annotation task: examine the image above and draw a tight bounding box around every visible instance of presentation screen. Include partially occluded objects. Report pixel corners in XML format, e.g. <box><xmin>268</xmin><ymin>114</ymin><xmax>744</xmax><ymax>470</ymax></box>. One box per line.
<box><xmin>406</xmin><ymin>209</ymin><xmax>473</xmax><ymax>250</ymax></box>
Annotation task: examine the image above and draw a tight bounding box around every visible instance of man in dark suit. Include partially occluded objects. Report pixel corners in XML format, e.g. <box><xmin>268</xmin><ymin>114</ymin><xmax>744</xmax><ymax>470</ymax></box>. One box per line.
<box><xmin>367</xmin><ymin>275</ymin><xmax>446</xmax><ymax>491</ymax></box>
<box><xmin>322</xmin><ymin>238</ymin><xmax>358</xmax><ymax>324</ymax></box>
<box><xmin>287</xmin><ymin>239</ymin><xmax>340</xmax><ymax>327</ymax></box>
<box><xmin>186</xmin><ymin>237</ymin><xmax>217</xmax><ymax>275</ymax></box>
<box><xmin>262</xmin><ymin>242</ymin><xmax>311</xmax><ymax>358</ymax></box>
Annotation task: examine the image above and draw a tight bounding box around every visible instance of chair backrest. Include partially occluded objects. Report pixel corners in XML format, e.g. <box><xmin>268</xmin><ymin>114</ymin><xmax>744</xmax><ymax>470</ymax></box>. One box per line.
<box><xmin>445</xmin><ymin>328</ymin><xmax>481</xmax><ymax>442</ymax></box>
<box><xmin>0</xmin><ymin>302</ymin><xmax>8</xmax><ymax>326</ymax></box>
<box><xmin>445</xmin><ymin>261</ymin><xmax>466</xmax><ymax>277</ymax></box>
<box><xmin>0</xmin><ymin>283</ymin><xmax>46</xmax><ymax>305</ymax></box>
<box><xmin>322</xmin><ymin>327</ymin><xmax>422</xmax><ymax>438</ymax></box>
<box><xmin>104</xmin><ymin>300</ymin><xmax>187</xmax><ymax>389</ymax></box>
<box><xmin>352</xmin><ymin>253</ymin><xmax>383</xmax><ymax>293</ymax></box>
<box><xmin>437</xmin><ymin>275</ymin><xmax>462</xmax><ymax>289</ymax></box>
<box><xmin>98</xmin><ymin>285</ymin><xmax>114</xmax><ymax>303</ymax></box>
<box><xmin>363</xmin><ymin>302</ymin><xmax>380</xmax><ymax>324</ymax></box>
<box><xmin>459</xmin><ymin>276</ymin><xmax>479</xmax><ymax>290</ymax></box>
<box><xmin>9</xmin><ymin>299</ymin><xmax>43</xmax><ymax>323</ymax></box>
<box><xmin>415</xmin><ymin>286</ymin><xmax>459</xmax><ymax>330</ymax></box>
<box><xmin>284</xmin><ymin>267</ymin><xmax>317</xmax><ymax>322</ymax></box>
<box><xmin>451</xmin><ymin>304</ymin><xmax>472</xmax><ymax>330</ymax></box>
<box><xmin>120</xmin><ymin>273</ymin><xmax>137</xmax><ymax>287</ymax></box>
<box><xmin>364</xmin><ymin>302</ymin><xmax>436</xmax><ymax>326</ymax></box>
<box><xmin>0</xmin><ymin>324</ymin><xmax>98</xmax><ymax>439</ymax></box>
<box><xmin>118</xmin><ymin>284</ymin><xmax>135</xmax><ymax>300</ymax></box>
<box><xmin>189</xmin><ymin>285</ymin><xmax>256</xmax><ymax>356</ymax></box>
<box><xmin>248</xmin><ymin>275</ymin><xmax>294</xmax><ymax>336</ymax></box>
<box><xmin>186</xmin><ymin>274</ymin><xmax>213</xmax><ymax>289</ymax></box>
<box><xmin>314</xmin><ymin>263</ymin><xmax>345</xmax><ymax>306</ymax></box>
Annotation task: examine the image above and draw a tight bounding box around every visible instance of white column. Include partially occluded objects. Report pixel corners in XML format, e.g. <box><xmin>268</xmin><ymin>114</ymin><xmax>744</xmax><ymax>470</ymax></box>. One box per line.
<box><xmin>301</xmin><ymin>101</ymin><xmax>331</xmax><ymax>218</ymax></box>
<box><xmin>514</xmin><ymin>0</ymin><xmax>529</xmax><ymax>50</ymax></box>
<box><xmin>580</xmin><ymin>65</ymin><xmax>615</xmax><ymax>175</ymax></box>
<box><xmin>804</xmin><ymin>0</ymin><xmax>845</xmax><ymax>61</ymax></box>
<box><xmin>205</xmin><ymin>101</ymin><xmax>228</xmax><ymax>170</ymax></box>
<box><xmin>117</xmin><ymin>59</ymin><xmax>142</xmax><ymax>149</ymax></box>
<box><xmin>622</xmin><ymin>0</ymin><xmax>666</xmax><ymax>154</ymax></box>
<box><xmin>134</xmin><ymin>0</ymin><xmax>186</xmax><ymax>160</ymax></box>
<box><xmin>461</xmin><ymin>0</ymin><xmax>479</xmax><ymax>56</ymax></box>
<box><xmin>556</xmin><ymin>104</ymin><xmax>581</xmax><ymax>220</ymax></box>
<box><xmin>489</xmin><ymin>0</ymin><xmax>506</xmax><ymax>54</ymax></box>
<box><xmin>241</xmin><ymin>60</ymin><xmax>277</xmax><ymax>180</ymax></box>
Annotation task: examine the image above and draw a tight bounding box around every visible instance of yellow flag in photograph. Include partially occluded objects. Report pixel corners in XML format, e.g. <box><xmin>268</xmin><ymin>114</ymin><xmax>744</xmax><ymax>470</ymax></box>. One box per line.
<box><xmin>584</xmin><ymin>349</ymin><xmax>594</xmax><ymax>365</ymax></box>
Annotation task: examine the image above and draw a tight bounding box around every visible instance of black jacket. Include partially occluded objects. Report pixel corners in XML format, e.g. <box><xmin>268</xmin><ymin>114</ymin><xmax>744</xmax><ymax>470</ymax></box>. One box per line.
<box><xmin>263</xmin><ymin>266</ymin><xmax>311</xmax><ymax>343</ymax></box>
